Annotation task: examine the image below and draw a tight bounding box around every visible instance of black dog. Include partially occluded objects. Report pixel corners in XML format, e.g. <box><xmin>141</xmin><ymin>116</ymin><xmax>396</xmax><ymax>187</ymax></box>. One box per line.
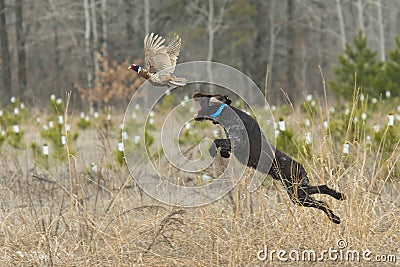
<box><xmin>193</xmin><ymin>93</ymin><xmax>345</xmax><ymax>224</ymax></box>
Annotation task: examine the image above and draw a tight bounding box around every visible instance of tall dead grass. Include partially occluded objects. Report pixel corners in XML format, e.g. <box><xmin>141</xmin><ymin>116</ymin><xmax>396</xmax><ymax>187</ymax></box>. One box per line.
<box><xmin>0</xmin><ymin>92</ymin><xmax>399</xmax><ymax>266</ymax></box>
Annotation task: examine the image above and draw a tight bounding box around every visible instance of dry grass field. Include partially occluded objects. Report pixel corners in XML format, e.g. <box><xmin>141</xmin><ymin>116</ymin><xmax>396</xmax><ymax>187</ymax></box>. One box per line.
<box><xmin>0</xmin><ymin>94</ymin><xmax>399</xmax><ymax>266</ymax></box>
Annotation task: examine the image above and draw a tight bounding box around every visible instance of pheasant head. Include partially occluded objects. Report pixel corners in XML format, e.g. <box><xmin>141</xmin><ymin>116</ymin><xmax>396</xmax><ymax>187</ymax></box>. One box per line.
<box><xmin>128</xmin><ymin>64</ymin><xmax>152</xmax><ymax>79</ymax></box>
<box><xmin>128</xmin><ymin>64</ymin><xmax>140</xmax><ymax>72</ymax></box>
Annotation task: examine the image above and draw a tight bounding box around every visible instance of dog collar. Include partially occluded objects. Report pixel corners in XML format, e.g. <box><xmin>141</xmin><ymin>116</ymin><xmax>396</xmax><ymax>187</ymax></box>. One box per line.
<box><xmin>210</xmin><ymin>103</ymin><xmax>227</xmax><ymax>118</ymax></box>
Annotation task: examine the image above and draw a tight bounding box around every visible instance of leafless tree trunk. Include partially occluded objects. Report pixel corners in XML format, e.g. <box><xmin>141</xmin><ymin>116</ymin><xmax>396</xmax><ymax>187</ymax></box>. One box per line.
<box><xmin>205</xmin><ymin>0</ymin><xmax>226</xmax><ymax>92</ymax></box>
<box><xmin>90</xmin><ymin>0</ymin><xmax>99</xmax><ymax>86</ymax></box>
<box><xmin>376</xmin><ymin>0</ymin><xmax>385</xmax><ymax>61</ymax></box>
<box><xmin>207</xmin><ymin>0</ymin><xmax>214</xmax><ymax>91</ymax></box>
<box><xmin>101</xmin><ymin>0</ymin><xmax>107</xmax><ymax>57</ymax></box>
<box><xmin>144</xmin><ymin>0</ymin><xmax>150</xmax><ymax>36</ymax></box>
<box><xmin>267</xmin><ymin>0</ymin><xmax>276</xmax><ymax>94</ymax></box>
<box><xmin>206</xmin><ymin>0</ymin><xmax>214</xmax><ymax>63</ymax></box>
<box><xmin>205</xmin><ymin>0</ymin><xmax>226</xmax><ymax>61</ymax></box>
<box><xmin>83</xmin><ymin>0</ymin><xmax>93</xmax><ymax>111</ymax></box>
<box><xmin>0</xmin><ymin>0</ymin><xmax>11</xmax><ymax>97</ymax></box>
<box><xmin>15</xmin><ymin>0</ymin><xmax>26</xmax><ymax>97</ymax></box>
<box><xmin>336</xmin><ymin>0</ymin><xmax>346</xmax><ymax>49</ymax></box>
<box><xmin>187</xmin><ymin>0</ymin><xmax>226</xmax><ymax>66</ymax></box>
<box><xmin>206</xmin><ymin>0</ymin><xmax>214</xmax><ymax>92</ymax></box>
<box><xmin>357</xmin><ymin>0</ymin><xmax>365</xmax><ymax>32</ymax></box>
<box><xmin>286</xmin><ymin>0</ymin><xmax>296</xmax><ymax>100</ymax></box>
<box><xmin>142</xmin><ymin>0</ymin><xmax>150</xmax><ymax>106</ymax></box>
<box><xmin>53</xmin><ymin>20</ymin><xmax>61</xmax><ymax>93</ymax></box>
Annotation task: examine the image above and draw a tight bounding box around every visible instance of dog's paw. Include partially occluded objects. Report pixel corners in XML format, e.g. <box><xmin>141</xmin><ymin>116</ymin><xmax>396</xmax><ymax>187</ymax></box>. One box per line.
<box><xmin>330</xmin><ymin>214</ymin><xmax>341</xmax><ymax>224</ymax></box>
<box><xmin>208</xmin><ymin>143</ymin><xmax>217</xmax><ymax>157</ymax></box>
<box><xmin>220</xmin><ymin>149</ymin><xmax>231</xmax><ymax>158</ymax></box>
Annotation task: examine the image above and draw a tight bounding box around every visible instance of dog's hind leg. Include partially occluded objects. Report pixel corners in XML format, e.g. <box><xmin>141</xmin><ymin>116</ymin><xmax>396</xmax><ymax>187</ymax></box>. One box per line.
<box><xmin>306</xmin><ymin>185</ymin><xmax>345</xmax><ymax>201</ymax></box>
<box><xmin>286</xmin><ymin>183</ymin><xmax>342</xmax><ymax>224</ymax></box>
<box><xmin>299</xmin><ymin>196</ymin><xmax>341</xmax><ymax>224</ymax></box>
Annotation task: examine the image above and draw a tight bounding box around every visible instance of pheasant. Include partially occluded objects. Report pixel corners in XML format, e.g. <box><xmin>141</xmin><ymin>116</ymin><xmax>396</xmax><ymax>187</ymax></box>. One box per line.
<box><xmin>128</xmin><ymin>33</ymin><xmax>187</xmax><ymax>87</ymax></box>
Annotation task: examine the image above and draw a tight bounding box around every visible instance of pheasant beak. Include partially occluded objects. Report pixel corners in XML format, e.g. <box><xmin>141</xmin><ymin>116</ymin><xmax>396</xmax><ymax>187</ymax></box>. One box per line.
<box><xmin>128</xmin><ymin>66</ymin><xmax>132</xmax><ymax>70</ymax></box>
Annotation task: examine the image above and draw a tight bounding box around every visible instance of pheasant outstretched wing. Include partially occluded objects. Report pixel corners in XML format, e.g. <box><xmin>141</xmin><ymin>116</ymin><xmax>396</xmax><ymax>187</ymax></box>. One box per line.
<box><xmin>144</xmin><ymin>33</ymin><xmax>181</xmax><ymax>74</ymax></box>
<box><xmin>166</xmin><ymin>34</ymin><xmax>181</xmax><ymax>71</ymax></box>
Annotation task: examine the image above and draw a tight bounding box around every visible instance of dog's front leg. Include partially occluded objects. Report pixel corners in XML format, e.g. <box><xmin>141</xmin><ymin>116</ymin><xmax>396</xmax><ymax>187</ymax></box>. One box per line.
<box><xmin>217</xmin><ymin>139</ymin><xmax>231</xmax><ymax>158</ymax></box>
<box><xmin>209</xmin><ymin>139</ymin><xmax>231</xmax><ymax>158</ymax></box>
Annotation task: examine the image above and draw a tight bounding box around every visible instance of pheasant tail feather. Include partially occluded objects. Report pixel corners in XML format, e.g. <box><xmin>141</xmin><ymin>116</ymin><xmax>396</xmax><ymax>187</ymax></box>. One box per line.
<box><xmin>169</xmin><ymin>76</ymin><xmax>187</xmax><ymax>87</ymax></box>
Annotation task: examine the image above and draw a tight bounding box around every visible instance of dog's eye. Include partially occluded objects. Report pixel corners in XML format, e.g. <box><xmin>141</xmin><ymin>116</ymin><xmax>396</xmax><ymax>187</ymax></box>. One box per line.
<box><xmin>209</xmin><ymin>97</ymin><xmax>221</xmax><ymax>106</ymax></box>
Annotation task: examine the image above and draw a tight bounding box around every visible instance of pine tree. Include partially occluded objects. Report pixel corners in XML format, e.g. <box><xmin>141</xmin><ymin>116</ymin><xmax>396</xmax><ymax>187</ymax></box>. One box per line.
<box><xmin>329</xmin><ymin>31</ymin><xmax>383</xmax><ymax>100</ymax></box>
<box><xmin>385</xmin><ymin>37</ymin><xmax>400</xmax><ymax>97</ymax></box>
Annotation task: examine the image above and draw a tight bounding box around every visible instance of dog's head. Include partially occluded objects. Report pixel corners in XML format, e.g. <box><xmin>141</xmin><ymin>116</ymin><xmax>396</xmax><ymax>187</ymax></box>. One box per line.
<box><xmin>193</xmin><ymin>93</ymin><xmax>232</xmax><ymax>122</ymax></box>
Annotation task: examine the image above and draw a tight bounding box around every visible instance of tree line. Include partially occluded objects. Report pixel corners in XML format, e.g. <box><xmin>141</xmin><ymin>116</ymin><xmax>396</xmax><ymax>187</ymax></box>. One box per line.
<box><xmin>0</xmin><ymin>0</ymin><xmax>399</xmax><ymax>109</ymax></box>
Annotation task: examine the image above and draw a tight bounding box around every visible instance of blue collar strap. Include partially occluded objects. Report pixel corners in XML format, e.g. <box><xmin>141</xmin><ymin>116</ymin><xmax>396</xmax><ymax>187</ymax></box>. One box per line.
<box><xmin>210</xmin><ymin>103</ymin><xmax>227</xmax><ymax>118</ymax></box>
